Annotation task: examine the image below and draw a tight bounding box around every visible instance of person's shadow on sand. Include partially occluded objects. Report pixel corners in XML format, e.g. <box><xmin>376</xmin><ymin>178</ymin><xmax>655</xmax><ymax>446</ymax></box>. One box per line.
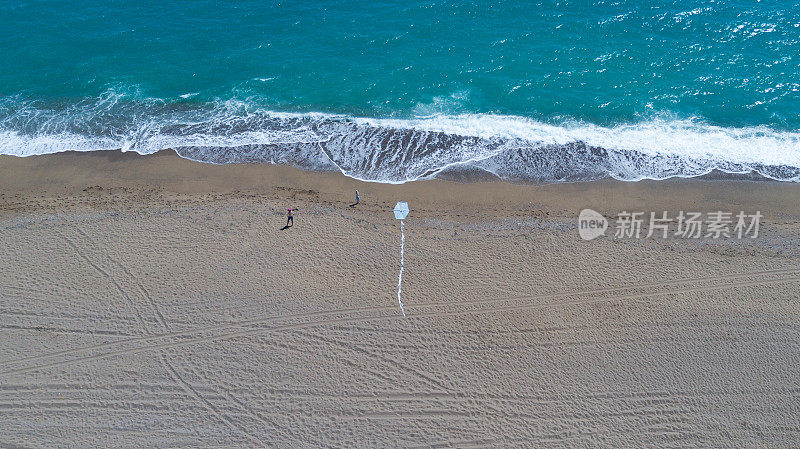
<box><xmin>280</xmin><ymin>224</ymin><xmax>292</xmax><ymax>230</ymax></box>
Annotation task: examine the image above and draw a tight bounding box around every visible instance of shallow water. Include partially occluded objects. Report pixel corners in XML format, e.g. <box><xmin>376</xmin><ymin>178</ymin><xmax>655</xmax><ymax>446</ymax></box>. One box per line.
<box><xmin>1</xmin><ymin>0</ymin><xmax>798</xmax><ymax>182</ymax></box>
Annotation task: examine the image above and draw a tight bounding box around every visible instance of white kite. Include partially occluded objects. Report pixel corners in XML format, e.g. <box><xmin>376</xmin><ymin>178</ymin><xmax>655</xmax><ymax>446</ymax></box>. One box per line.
<box><xmin>393</xmin><ymin>202</ymin><xmax>409</xmax><ymax>317</ymax></box>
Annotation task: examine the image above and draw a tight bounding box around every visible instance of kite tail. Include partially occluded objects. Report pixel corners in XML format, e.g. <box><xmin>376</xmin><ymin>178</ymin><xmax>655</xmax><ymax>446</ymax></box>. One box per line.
<box><xmin>397</xmin><ymin>220</ymin><xmax>406</xmax><ymax>317</ymax></box>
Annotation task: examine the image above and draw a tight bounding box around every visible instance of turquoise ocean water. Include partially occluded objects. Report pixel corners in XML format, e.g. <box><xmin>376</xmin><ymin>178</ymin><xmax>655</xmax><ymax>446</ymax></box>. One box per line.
<box><xmin>1</xmin><ymin>0</ymin><xmax>798</xmax><ymax>182</ymax></box>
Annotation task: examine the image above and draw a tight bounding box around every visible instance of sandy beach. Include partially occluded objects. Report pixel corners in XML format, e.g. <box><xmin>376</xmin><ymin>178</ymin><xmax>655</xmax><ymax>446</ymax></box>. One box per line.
<box><xmin>1</xmin><ymin>150</ymin><xmax>799</xmax><ymax>448</ymax></box>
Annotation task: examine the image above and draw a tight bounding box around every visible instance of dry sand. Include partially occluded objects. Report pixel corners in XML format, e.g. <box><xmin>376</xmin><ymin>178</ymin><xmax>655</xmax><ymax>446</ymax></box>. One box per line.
<box><xmin>1</xmin><ymin>151</ymin><xmax>799</xmax><ymax>448</ymax></box>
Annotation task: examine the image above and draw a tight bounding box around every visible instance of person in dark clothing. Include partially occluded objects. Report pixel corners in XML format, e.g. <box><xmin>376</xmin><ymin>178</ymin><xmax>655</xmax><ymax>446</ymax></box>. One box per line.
<box><xmin>286</xmin><ymin>208</ymin><xmax>293</xmax><ymax>227</ymax></box>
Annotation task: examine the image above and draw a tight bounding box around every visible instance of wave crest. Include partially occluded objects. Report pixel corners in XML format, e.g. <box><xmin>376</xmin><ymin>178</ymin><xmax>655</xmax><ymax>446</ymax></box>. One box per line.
<box><xmin>2</xmin><ymin>92</ymin><xmax>800</xmax><ymax>183</ymax></box>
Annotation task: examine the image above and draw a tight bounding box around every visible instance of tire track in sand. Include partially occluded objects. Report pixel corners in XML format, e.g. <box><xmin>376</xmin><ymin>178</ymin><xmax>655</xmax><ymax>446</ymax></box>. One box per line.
<box><xmin>6</xmin><ymin>265</ymin><xmax>796</xmax><ymax>368</ymax></box>
<box><xmin>160</xmin><ymin>353</ymin><xmax>268</xmax><ymax>448</ymax></box>
<box><xmin>293</xmin><ymin>329</ymin><xmax>451</xmax><ymax>392</ymax></box>
<box><xmin>72</xmin><ymin>229</ymin><xmax>256</xmax><ymax>445</ymax></box>
<box><xmin>2</xmin><ymin>268</ymin><xmax>800</xmax><ymax>376</ymax></box>
<box><xmin>74</xmin><ymin>227</ymin><xmax>171</xmax><ymax>333</ymax></box>
<box><xmin>72</xmin><ymin>232</ymin><xmax>268</xmax><ymax>445</ymax></box>
<box><xmin>62</xmin><ymin>234</ymin><xmax>150</xmax><ymax>334</ymax></box>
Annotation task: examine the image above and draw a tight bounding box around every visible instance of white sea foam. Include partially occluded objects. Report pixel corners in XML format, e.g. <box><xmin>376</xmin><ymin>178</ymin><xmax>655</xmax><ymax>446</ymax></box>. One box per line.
<box><xmin>0</xmin><ymin>130</ymin><xmax>121</xmax><ymax>156</ymax></box>
<box><xmin>2</xmin><ymin>99</ymin><xmax>799</xmax><ymax>183</ymax></box>
<box><xmin>355</xmin><ymin>114</ymin><xmax>800</xmax><ymax>167</ymax></box>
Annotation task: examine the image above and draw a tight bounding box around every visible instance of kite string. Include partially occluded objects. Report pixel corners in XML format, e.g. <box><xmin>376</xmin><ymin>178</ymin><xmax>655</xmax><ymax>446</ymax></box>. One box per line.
<box><xmin>397</xmin><ymin>220</ymin><xmax>406</xmax><ymax>317</ymax></box>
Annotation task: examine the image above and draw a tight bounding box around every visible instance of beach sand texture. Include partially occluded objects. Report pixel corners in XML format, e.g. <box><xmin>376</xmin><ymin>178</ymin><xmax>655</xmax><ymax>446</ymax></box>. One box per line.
<box><xmin>1</xmin><ymin>151</ymin><xmax>799</xmax><ymax>448</ymax></box>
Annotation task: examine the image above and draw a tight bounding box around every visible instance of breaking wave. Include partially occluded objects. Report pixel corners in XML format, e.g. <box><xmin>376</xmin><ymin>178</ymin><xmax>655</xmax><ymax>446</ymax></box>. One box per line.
<box><xmin>2</xmin><ymin>91</ymin><xmax>800</xmax><ymax>183</ymax></box>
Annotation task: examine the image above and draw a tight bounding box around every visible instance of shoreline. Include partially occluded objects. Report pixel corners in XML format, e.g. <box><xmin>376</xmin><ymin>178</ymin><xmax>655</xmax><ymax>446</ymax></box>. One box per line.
<box><xmin>4</xmin><ymin>149</ymin><xmax>800</xmax><ymax>221</ymax></box>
